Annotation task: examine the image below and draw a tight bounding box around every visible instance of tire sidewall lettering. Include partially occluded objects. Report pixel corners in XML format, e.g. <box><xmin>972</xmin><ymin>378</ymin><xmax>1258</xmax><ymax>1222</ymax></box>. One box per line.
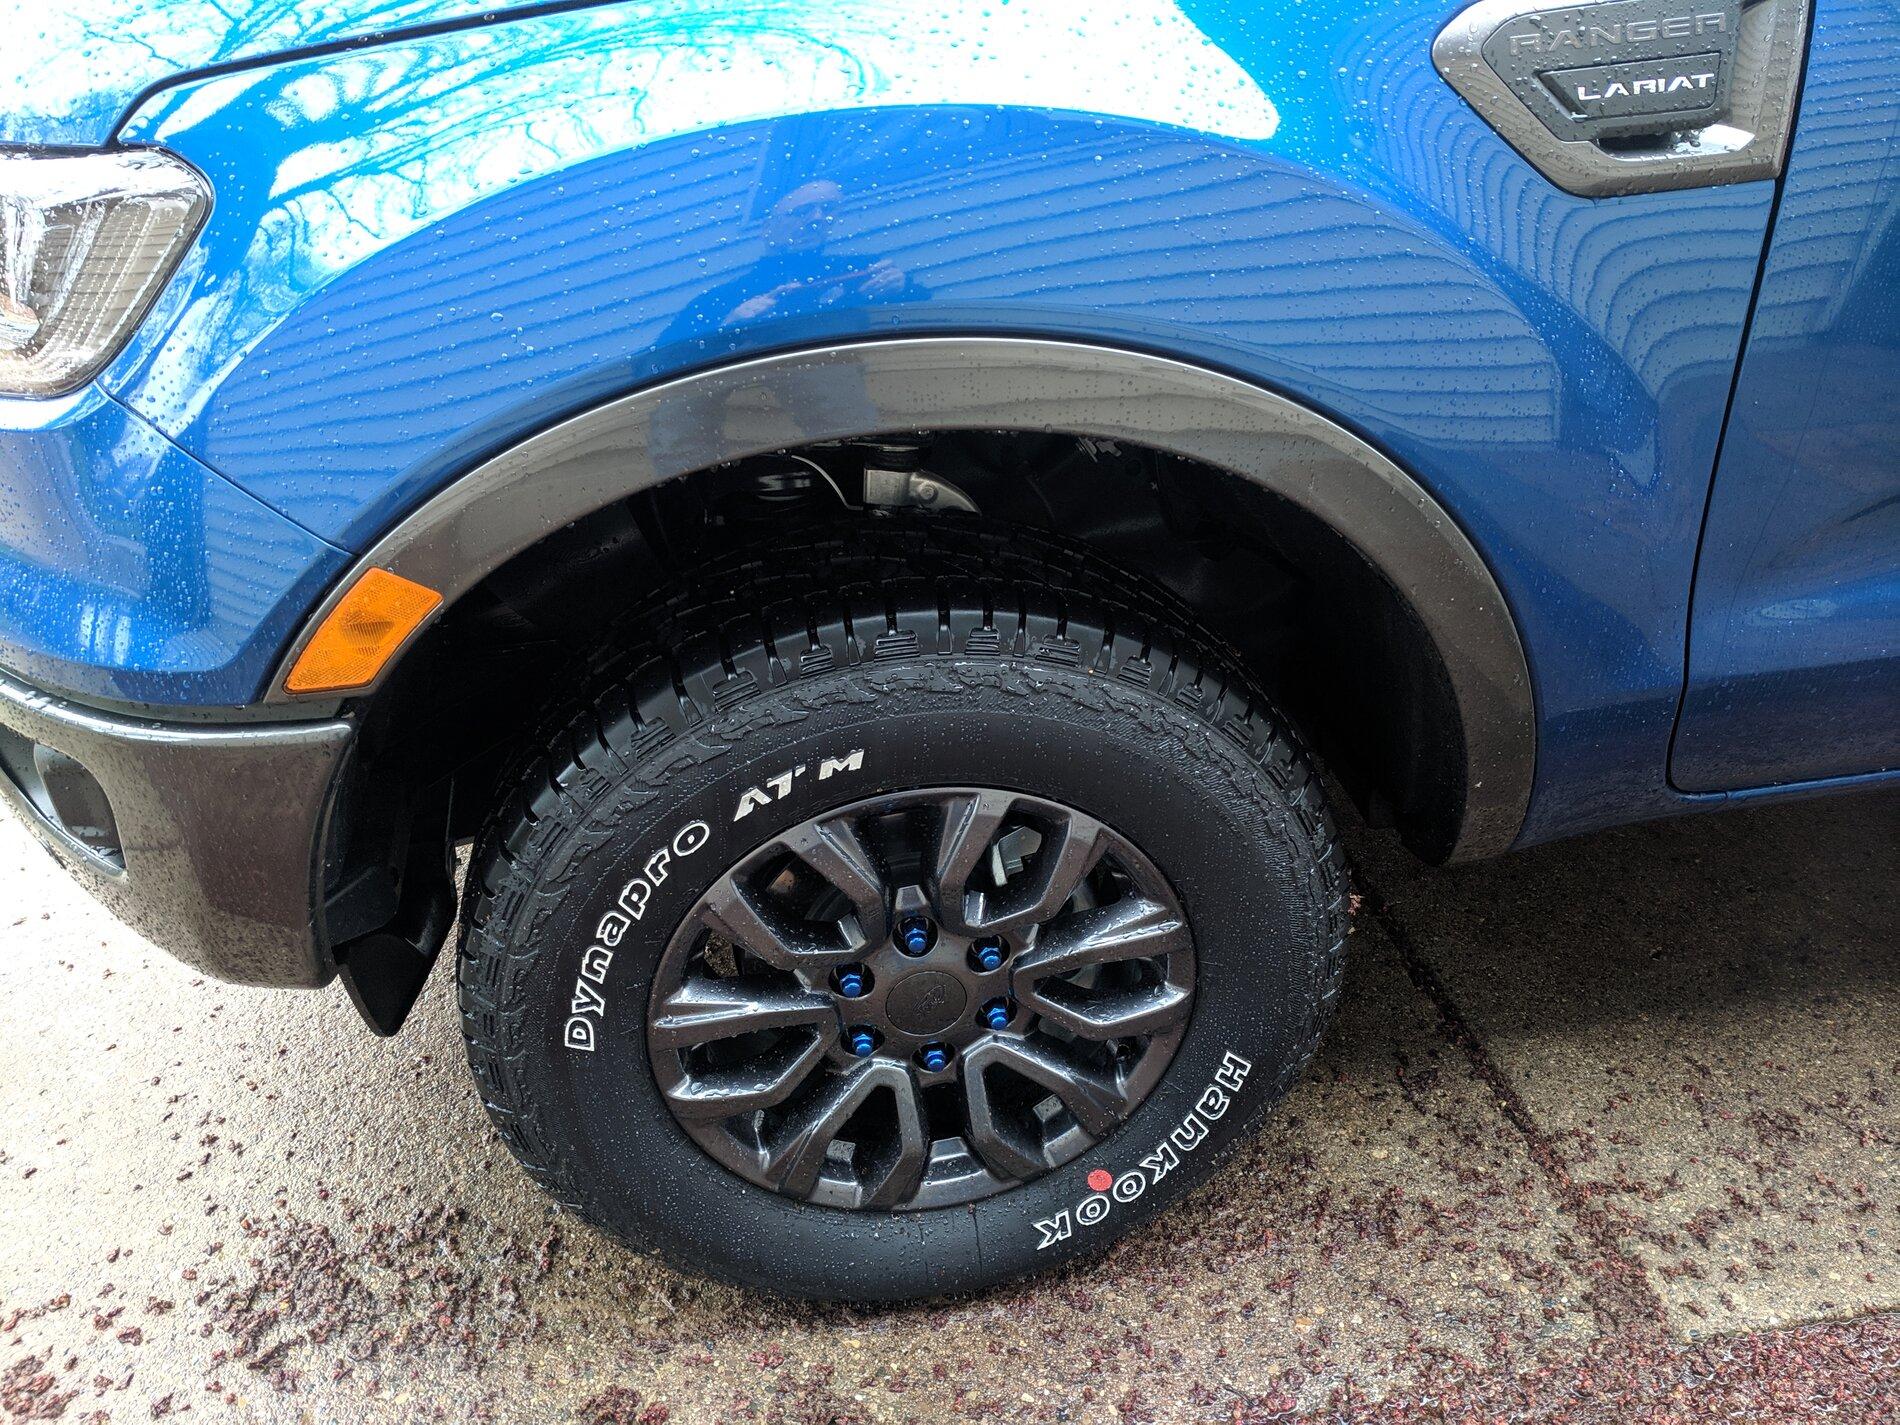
<box><xmin>1031</xmin><ymin>1050</ymin><xmax>1255</xmax><ymax>1250</ymax></box>
<box><xmin>557</xmin><ymin>742</ymin><xmax>874</xmax><ymax>1057</ymax></box>
<box><xmin>561</xmin><ymin>817</ymin><xmax>710</xmax><ymax>1053</ymax></box>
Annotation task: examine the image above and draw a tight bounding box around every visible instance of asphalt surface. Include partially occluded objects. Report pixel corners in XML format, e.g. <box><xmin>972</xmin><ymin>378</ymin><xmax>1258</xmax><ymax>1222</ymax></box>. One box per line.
<box><xmin>2</xmin><ymin>789</ymin><xmax>1895</xmax><ymax>1423</ymax></box>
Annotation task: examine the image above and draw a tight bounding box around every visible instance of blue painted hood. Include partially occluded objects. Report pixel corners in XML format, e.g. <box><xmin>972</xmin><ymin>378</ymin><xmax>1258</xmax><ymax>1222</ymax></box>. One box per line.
<box><xmin>0</xmin><ymin>0</ymin><xmax>562</xmax><ymax>145</ymax></box>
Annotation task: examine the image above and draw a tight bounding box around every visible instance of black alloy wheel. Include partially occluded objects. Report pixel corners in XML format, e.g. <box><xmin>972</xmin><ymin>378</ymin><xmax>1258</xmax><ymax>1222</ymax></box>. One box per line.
<box><xmin>647</xmin><ymin>788</ymin><xmax>1196</xmax><ymax>1210</ymax></box>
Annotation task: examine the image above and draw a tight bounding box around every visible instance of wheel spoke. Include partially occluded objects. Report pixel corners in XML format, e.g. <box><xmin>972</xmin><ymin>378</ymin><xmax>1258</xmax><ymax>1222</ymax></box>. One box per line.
<box><xmin>780</xmin><ymin>814</ymin><xmax>888</xmax><ymax>944</ymax></box>
<box><xmin>933</xmin><ymin>797</ymin><xmax>1108</xmax><ymax>938</ymax></box>
<box><xmin>1012</xmin><ymin>896</ymin><xmax>1188</xmax><ymax>983</ymax></box>
<box><xmin>1000</xmin><ymin>809</ymin><xmax>1108</xmax><ymax>931</ymax></box>
<box><xmin>647</xmin><ymin>976</ymin><xmax>836</xmax><ymax>1052</ymax></box>
<box><xmin>860</xmin><ymin>1073</ymin><xmax>931</xmax><ymax>1210</ymax></box>
<box><xmin>761</xmin><ymin>1060</ymin><xmax>918</xmax><ymax>1201</ymax></box>
<box><xmin>698</xmin><ymin>873</ymin><xmax>855</xmax><ymax>972</ymax></box>
<box><xmin>963</xmin><ymin>1036</ymin><xmax>1129</xmax><ymax>1141</ymax></box>
<box><xmin>1020</xmin><ymin>979</ymin><xmax>1193</xmax><ymax>1040</ymax></box>
<box><xmin>660</xmin><ymin>1031</ymin><xmax>830</xmax><ymax>1122</ymax></box>
<box><xmin>961</xmin><ymin>1046</ymin><xmax>1053</xmax><ymax>1182</ymax></box>
<box><xmin>929</xmin><ymin>790</ymin><xmax>1016</xmax><ymax>932</ymax></box>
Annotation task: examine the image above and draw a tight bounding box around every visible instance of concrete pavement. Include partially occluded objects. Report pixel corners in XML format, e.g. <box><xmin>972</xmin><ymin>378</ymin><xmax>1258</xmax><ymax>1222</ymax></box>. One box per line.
<box><xmin>2</xmin><ymin>791</ymin><xmax>1895</xmax><ymax>1422</ymax></box>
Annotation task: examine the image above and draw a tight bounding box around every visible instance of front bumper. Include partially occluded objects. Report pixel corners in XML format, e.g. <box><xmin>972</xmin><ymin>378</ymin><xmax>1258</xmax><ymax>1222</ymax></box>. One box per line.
<box><xmin>0</xmin><ymin>664</ymin><xmax>352</xmax><ymax>986</ymax></box>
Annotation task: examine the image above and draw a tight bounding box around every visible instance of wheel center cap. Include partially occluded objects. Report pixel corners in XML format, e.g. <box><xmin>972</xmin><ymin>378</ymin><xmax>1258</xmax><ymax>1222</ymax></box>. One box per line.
<box><xmin>884</xmin><ymin>969</ymin><xmax>968</xmax><ymax>1036</ymax></box>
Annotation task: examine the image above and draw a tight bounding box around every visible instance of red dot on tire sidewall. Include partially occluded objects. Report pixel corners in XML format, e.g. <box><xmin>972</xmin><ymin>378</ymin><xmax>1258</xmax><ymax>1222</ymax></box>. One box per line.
<box><xmin>1087</xmin><ymin>1168</ymin><xmax>1113</xmax><ymax>1193</ymax></box>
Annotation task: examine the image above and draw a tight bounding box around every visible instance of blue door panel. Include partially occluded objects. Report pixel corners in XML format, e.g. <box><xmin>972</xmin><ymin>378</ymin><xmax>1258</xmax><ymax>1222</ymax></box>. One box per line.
<box><xmin>1673</xmin><ymin>0</ymin><xmax>1900</xmax><ymax>792</ymax></box>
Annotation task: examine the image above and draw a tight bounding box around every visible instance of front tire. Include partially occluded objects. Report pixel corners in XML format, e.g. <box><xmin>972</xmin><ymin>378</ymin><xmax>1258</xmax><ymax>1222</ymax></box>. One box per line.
<box><xmin>457</xmin><ymin>519</ymin><xmax>1347</xmax><ymax>1300</ymax></box>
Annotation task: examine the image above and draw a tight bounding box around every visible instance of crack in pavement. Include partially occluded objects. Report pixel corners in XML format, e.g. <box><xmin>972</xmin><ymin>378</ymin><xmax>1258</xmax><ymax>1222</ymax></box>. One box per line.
<box><xmin>1357</xmin><ymin>881</ymin><xmax>1674</xmax><ymax>1340</ymax></box>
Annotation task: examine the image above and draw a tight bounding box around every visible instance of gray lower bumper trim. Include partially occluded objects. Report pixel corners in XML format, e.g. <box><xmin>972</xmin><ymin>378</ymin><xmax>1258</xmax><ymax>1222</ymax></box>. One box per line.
<box><xmin>0</xmin><ymin>668</ymin><xmax>352</xmax><ymax>986</ymax></box>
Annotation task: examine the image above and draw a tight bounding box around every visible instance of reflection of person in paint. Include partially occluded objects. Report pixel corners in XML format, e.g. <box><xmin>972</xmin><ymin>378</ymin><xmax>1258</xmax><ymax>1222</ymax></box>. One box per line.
<box><xmin>672</xmin><ymin>179</ymin><xmax>912</xmax><ymax>332</ymax></box>
<box><xmin>648</xmin><ymin>177</ymin><xmax>922</xmax><ymax>473</ymax></box>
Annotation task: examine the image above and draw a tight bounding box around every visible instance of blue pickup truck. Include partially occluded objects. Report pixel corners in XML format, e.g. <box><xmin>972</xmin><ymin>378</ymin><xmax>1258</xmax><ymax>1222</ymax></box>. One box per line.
<box><xmin>0</xmin><ymin>0</ymin><xmax>1890</xmax><ymax>1300</ymax></box>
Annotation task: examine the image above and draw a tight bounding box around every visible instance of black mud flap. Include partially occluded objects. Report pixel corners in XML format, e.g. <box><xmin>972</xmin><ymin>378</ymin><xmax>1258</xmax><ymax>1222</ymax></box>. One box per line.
<box><xmin>336</xmin><ymin>833</ymin><xmax>457</xmax><ymax>1036</ymax></box>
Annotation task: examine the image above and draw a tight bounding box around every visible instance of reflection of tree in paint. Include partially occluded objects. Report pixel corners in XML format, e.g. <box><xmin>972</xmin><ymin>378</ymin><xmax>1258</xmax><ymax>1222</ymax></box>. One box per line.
<box><xmin>3</xmin><ymin>0</ymin><xmax>531</xmax><ymax>143</ymax></box>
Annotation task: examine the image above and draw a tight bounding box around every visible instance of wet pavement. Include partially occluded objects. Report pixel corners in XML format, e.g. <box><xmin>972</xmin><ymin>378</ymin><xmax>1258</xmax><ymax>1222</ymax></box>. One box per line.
<box><xmin>2</xmin><ymin>790</ymin><xmax>1895</xmax><ymax>1422</ymax></box>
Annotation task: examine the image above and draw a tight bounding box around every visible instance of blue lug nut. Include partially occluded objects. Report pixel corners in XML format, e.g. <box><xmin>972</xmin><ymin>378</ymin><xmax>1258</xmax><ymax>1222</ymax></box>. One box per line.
<box><xmin>919</xmin><ymin>1043</ymin><xmax>953</xmax><ymax>1073</ymax></box>
<box><xmin>980</xmin><ymin>999</ymin><xmax>1012</xmax><ymax>1031</ymax></box>
<box><xmin>971</xmin><ymin>938</ymin><xmax>1006</xmax><ymax>972</ymax></box>
<box><xmin>835</xmin><ymin>966</ymin><xmax>870</xmax><ymax>999</ymax></box>
<box><xmin>898</xmin><ymin>917</ymin><xmax>934</xmax><ymax>956</ymax></box>
<box><xmin>846</xmin><ymin>1028</ymin><xmax>877</xmax><ymax>1057</ymax></box>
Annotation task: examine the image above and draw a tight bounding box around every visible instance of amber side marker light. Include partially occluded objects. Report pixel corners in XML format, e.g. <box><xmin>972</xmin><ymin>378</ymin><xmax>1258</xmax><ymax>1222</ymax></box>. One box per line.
<box><xmin>284</xmin><ymin>568</ymin><xmax>443</xmax><ymax>694</ymax></box>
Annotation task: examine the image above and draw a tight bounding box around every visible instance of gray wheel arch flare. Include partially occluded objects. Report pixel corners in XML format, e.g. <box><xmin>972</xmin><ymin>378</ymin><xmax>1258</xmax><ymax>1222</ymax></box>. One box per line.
<box><xmin>267</xmin><ymin>338</ymin><xmax>1536</xmax><ymax>861</ymax></box>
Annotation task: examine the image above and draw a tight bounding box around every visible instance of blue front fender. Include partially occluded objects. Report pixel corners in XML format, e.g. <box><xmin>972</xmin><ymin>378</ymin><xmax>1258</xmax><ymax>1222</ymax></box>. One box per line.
<box><xmin>98</xmin><ymin>0</ymin><xmax>1778</xmax><ymax>842</ymax></box>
